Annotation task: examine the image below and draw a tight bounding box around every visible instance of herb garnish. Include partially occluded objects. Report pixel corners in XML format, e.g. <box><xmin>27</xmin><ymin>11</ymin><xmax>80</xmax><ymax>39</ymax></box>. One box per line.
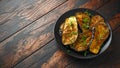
<box><xmin>84</xmin><ymin>10</ymin><xmax>92</xmax><ymax>16</ymax></box>
<box><xmin>82</xmin><ymin>23</ymin><xmax>89</xmax><ymax>29</ymax></box>
<box><xmin>83</xmin><ymin>18</ymin><xmax>90</xmax><ymax>23</ymax></box>
<box><xmin>69</xmin><ymin>21</ymin><xmax>73</xmax><ymax>26</ymax></box>
<box><xmin>82</xmin><ymin>36</ymin><xmax>87</xmax><ymax>46</ymax></box>
<box><xmin>72</xmin><ymin>31</ymin><xmax>78</xmax><ymax>35</ymax></box>
<box><xmin>82</xmin><ymin>36</ymin><xmax>87</xmax><ymax>41</ymax></box>
<box><xmin>84</xmin><ymin>51</ymin><xmax>87</xmax><ymax>56</ymax></box>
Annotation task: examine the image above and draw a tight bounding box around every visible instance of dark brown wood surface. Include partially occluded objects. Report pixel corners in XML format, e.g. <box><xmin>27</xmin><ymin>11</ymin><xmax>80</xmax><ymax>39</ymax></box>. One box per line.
<box><xmin>0</xmin><ymin>0</ymin><xmax>120</xmax><ymax>68</ymax></box>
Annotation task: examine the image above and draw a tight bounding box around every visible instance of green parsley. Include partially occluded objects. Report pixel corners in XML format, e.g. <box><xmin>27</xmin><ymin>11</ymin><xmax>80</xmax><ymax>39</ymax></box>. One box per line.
<box><xmin>84</xmin><ymin>11</ymin><xmax>92</xmax><ymax>16</ymax></box>
<box><xmin>69</xmin><ymin>21</ymin><xmax>73</xmax><ymax>26</ymax></box>
<box><xmin>84</xmin><ymin>51</ymin><xmax>87</xmax><ymax>56</ymax></box>
<box><xmin>83</xmin><ymin>41</ymin><xmax>86</xmax><ymax>46</ymax></box>
<box><xmin>72</xmin><ymin>31</ymin><xmax>78</xmax><ymax>35</ymax></box>
<box><xmin>83</xmin><ymin>18</ymin><xmax>90</xmax><ymax>23</ymax></box>
<box><xmin>82</xmin><ymin>36</ymin><xmax>87</xmax><ymax>46</ymax></box>
<box><xmin>82</xmin><ymin>23</ymin><xmax>89</xmax><ymax>29</ymax></box>
<box><xmin>82</xmin><ymin>36</ymin><xmax>87</xmax><ymax>41</ymax></box>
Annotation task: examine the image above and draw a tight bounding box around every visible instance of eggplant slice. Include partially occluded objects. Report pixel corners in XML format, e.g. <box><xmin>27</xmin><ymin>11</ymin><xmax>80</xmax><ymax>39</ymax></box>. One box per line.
<box><xmin>61</xmin><ymin>16</ymin><xmax>78</xmax><ymax>45</ymax></box>
<box><xmin>89</xmin><ymin>16</ymin><xmax>109</xmax><ymax>54</ymax></box>
<box><xmin>70</xmin><ymin>30</ymin><xmax>92</xmax><ymax>52</ymax></box>
<box><xmin>76</xmin><ymin>12</ymin><xmax>90</xmax><ymax>32</ymax></box>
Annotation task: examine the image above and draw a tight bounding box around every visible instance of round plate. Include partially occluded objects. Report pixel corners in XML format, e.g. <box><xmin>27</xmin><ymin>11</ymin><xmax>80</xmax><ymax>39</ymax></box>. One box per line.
<box><xmin>54</xmin><ymin>8</ymin><xmax>112</xmax><ymax>59</ymax></box>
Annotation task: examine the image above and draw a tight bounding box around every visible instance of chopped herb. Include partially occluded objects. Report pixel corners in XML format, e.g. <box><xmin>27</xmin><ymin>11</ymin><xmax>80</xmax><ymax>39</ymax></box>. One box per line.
<box><xmin>72</xmin><ymin>31</ymin><xmax>78</xmax><ymax>35</ymax></box>
<box><xmin>84</xmin><ymin>11</ymin><xmax>92</xmax><ymax>16</ymax></box>
<box><xmin>84</xmin><ymin>51</ymin><xmax>87</xmax><ymax>56</ymax></box>
<box><xmin>82</xmin><ymin>36</ymin><xmax>87</xmax><ymax>41</ymax></box>
<box><xmin>83</xmin><ymin>41</ymin><xmax>86</xmax><ymax>46</ymax></box>
<box><xmin>88</xmin><ymin>13</ymin><xmax>92</xmax><ymax>16</ymax></box>
<box><xmin>82</xmin><ymin>36</ymin><xmax>87</xmax><ymax>46</ymax></box>
<box><xmin>83</xmin><ymin>18</ymin><xmax>90</xmax><ymax>23</ymax></box>
<box><xmin>82</xmin><ymin>23</ymin><xmax>89</xmax><ymax>29</ymax></box>
<box><xmin>84</xmin><ymin>10</ymin><xmax>89</xmax><ymax>14</ymax></box>
<box><xmin>69</xmin><ymin>21</ymin><xmax>73</xmax><ymax>26</ymax></box>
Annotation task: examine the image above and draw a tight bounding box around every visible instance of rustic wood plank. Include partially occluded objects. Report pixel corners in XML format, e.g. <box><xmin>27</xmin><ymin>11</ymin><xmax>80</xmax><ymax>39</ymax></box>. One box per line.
<box><xmin>0</xmin><ymin>0</ymin><xmax>87</xmax><ymax>68</ymax></box>
<box><xmin>80</xmin><ymin>0</ymin><xmax>110</xmax><ymax>9</ymax></box>
<box><xmin>0</xmin><ymin>0</ymin><xmax>67</xmax><ymax>42</ymax></box>
<box><xmin>14</xmin><ymin>40</ymin><xmax>76</xmax><ymax>68</ymax></box>
<box><xmin>14</xmin><ymin>0</ymin><xmax>111</xmax><ymax>68</ymax></box>
<box><xmin>109</xmin><ymin>13</ymin><xmax>120</xmax><ymax>31</ymax></box>
<box><xmin>65</xmin><ymin>27</ymin><xmax>120</xmax><ymax>68</ymax></box>
<box><xmin>0</xmin><ymin>0</ymin><xmax>68</xmax><ymax>68</ymax></box>
<box><xmin>96</xmin><ymin>0</ymin><xmax>120</xmax><ymax>19</ymax></box>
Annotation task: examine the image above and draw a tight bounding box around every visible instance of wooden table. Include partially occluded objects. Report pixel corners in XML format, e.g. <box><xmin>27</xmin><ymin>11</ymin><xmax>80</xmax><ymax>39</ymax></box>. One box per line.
<box><xmin>0</xmin><ymin>0</ymin><xmax>120</xmax><ymax>68</ymax></box>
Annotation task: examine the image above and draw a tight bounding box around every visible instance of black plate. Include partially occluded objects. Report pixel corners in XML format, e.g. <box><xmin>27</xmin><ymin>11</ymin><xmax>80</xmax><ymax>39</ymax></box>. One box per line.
<box><xmin>54</xmin><ymin>8</ymin><xmax>112</xmax><ymax>59</ymax></box>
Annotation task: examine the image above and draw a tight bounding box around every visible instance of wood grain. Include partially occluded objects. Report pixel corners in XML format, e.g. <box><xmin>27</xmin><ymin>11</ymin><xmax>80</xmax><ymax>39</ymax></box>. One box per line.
<box><xmin>14</xmin><ymin>0</ymin><xmax>111</xmax><ymax>68</ymax></box>
<box><xmin>79</xmin><ymin>0</ymin><xmax>110</xmax><ymax>9</ymax></box>
<box><xmin>0</xmin><ymin>0</ymin><xmax>67</xmax><ymax>67</ymax></box>
<box><xmin>96</xmin><ymin>0</ymin><xmax>120</xmax><ymax>19</ymax></box>
<box><xmin>0</xmin><ymin>0</ymin><xmax>67</xmax><ymax>42</ymax></box>
<box><xmin>109</xmin><ymin>13</ymin><xmax>120</xmax><ymax>31</ymax></box>
<box><xmin>14</xmin><ymin>40</ymin><xmax>75</xmax><ymax>68</ymax></box>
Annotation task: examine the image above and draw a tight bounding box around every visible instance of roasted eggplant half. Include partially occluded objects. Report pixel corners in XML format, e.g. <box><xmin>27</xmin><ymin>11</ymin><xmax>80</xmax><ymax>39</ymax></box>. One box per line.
<box><xmin>89</xmin><ymin>21</ymin><xmax>109</xmax><ymax>54</ymax></box>
<box><xmin>61</xmin><ymin>16</ymin><xmax>78</xmax><ymax>45</ymax></box>
<box><xmin>76</xmin><ymin>12</ymin><xmax>91</xmax><ymax>32</ymax></box>
<box><xmin>70</xmin><ymin>31</ymin><xmax>92</xmax><ymax>52</ymax></box>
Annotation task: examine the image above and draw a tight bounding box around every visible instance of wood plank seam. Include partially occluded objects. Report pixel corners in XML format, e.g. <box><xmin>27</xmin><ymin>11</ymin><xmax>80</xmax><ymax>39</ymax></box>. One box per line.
<box><xmin>0</xmin><ymin>0</ymin><xmax>68</xmax><ymax>43</ymax></box>
<box><xmin>95</xmin><ymin>0</ymin><xmax>110</xmax><ymax>10</ymax></box>
<box><xmin>108</xmin><ymin>15</ymin><xmax>120</xmax><ymax>32</ymax></box>
<box><xmin>113</xmin><ymin>25</ymin><xmax>120</xmax><ymax>32</ymax></box>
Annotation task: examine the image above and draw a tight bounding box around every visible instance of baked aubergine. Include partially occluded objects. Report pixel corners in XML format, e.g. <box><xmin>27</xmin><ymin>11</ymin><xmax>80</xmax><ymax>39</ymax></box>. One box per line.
<box><xmin>75</xmin><ymin>12</ymin><xmax>91</xmax><ymax>32</ymax></box>
<box><xmin>61</xmin><ymin>16</ymin><xmax>78</xmax><ymax>45</ymax></box>
<box><xmin>89</xmin><ymin>15</ymin><xmax>109</xmax><ymax>54</ymax></box>
<box><xmin>70</xmin><ymin>30</ymin><xmax>92</xmax><ymax>52</ymax></box>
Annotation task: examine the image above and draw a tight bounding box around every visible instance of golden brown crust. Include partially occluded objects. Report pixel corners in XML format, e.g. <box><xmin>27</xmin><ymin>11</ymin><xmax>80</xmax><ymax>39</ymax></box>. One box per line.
<box><xmin>89</xmin><ymin>21</ymin><xmax>109</xmax><ymax>54</ymax></box>
<box><xmin>70</xmin><ymin>31</ymin><xmax>92</xmax><ymax>52</ymax></box>
<box><xmin>76</xmin><ymin>12</ymin><xmax>90</xmax><ymax>32</ymax></box>
<box><xmin>61</xmin><ymin>16</ymin><xmax>78</xmax><ymax>45</ymax></box>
